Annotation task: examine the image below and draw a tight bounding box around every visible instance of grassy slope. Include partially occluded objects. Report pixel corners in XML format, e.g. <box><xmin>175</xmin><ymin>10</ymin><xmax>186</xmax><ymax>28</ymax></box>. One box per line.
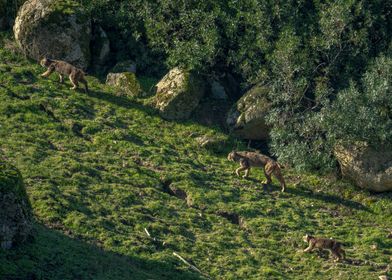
<box><xmin>0</xmin><ymin>33</ymin><xmax>391</xmax><ymax>279</ymax></box>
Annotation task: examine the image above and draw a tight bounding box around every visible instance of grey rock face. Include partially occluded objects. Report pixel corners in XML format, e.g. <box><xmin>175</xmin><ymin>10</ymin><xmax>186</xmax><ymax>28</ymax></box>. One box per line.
<box><xmin>13</xmin><ymin>0</ymin><xmax>91</xmax><ymax>69</ymax></box>
<box><xmin>226</xmin><ymin>84</ymin><xmax>271</xmax><ymax>140</ymax></box>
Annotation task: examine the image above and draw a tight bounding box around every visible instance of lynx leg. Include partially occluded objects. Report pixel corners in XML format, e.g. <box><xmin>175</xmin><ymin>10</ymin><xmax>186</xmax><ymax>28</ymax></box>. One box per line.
<box><xmin>303</xmin><ymin>243</ymin><xmax>314</xmax><ymax>253</ymax></box>
<box><xmin>69</xmin><ymin>74</ymin><xmax>78</xmax><ymax>90</ymax></box>
<box><xmin>243</xmin><ymin>168</ymin><xmax>250</xmax><ymax>178</ymax></box>
<box><xmin>59</xmin><ymin>74</ymin><xmax>64</xmax><ymax>83</ymax></box>
<box><xmin>235</xmin><ymin>166</ymin><xmax>247</xmax><ymax>177</ymax></box>
<box><xmin>262</xmin><ymin>163</ymin><xmax>273</xmax><ymax>185</ymax></box>
<box><xmin>273</xmin><ymin>166</ymin><xmax>286</xmax><ymax>192</ymax></box>
<box><xmin>331</xmin><ymin>250</ymin><xmax>342</xmax><ymax>262</ymax></box>
<box><xmin>41</xmin><ymin>69</ymin><xmax>53</xmax><ymax>78</ymax></box>
<box><xmin>80</xmin><ymin>78</ymin><xmax>89</xmax><ymax>93</ymax></box>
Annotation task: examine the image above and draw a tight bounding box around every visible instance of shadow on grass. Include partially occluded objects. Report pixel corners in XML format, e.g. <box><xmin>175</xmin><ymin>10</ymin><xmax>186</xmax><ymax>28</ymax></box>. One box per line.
<box><xmin>286</xmin><ymin>186</ymin><xmax>371</xmax><ymax>212</ymax></box>
<box><xmin>0</xmin><ymin>224</ymin><xmax>204</xmax><ymax>280</ymax></box>
<box><xmin>86</xmin><ymin>89</ymin><xmax>157</xmax><ymax>115</ymax></box>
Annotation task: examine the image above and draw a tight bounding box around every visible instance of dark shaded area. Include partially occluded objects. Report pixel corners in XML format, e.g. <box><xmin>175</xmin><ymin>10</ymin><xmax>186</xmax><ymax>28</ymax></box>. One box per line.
<box><xmin>216</xmin><ymin>210</ymin><xmax>243</xmax><ymax>227</ymax></box>
<box><xmin>0</xmin><ymin>224</ymin><xmax>203</xmax><ymax>280</ymax></box>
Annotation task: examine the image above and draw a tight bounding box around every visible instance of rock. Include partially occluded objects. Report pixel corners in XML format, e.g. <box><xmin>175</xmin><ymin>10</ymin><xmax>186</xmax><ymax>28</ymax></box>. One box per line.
<box><xmin>111</xmin><ymin>60</ymin><xmax>137</xmax><ymax>74</ymax></box>
<box><xmin>193</xmin><ymin>99</ymin><xmax>232</xmax><ymax>128</ymax></box>
<box><xmin>13</xmin><ymin>0</ymin><xmax>91</xmax><ymax>69</ymax></box>
<box><xmin>210</xmin><ymin>73</ymin><xmax>241</xmax><ymax>101</ymax></box>
<box><xmin>195</xmin><ymin>135</ymin><xmax>227</xmax><ymax>151</ymax></box>
<box><xmin>0</xmin><ymin>161</ymin><xmax>33</xmax><ymax>249</ymax></box>
<box><xmin>154</xmin><ymin>67</ymin><xmax>206</xmax><ymax>120</ymax></box>
<box><xmin>226</xmin><ymin>84</ymin><xmax>271</xmax><ymax>140</ymax></box>
<box><xmin>106</xmin><ymin>72</ymin><xmax>142</xmax><ymax>98</ymax></box>
<box><xmin>334</xmin><ymin>142</ymin><xmax>392</xmax><ymax>192</ymax></box>
<box><xmin>211</xmin><ymin>81</ymin><xmax>228</xmax><ymax>100</ymax></box>
<box><xmin>91</xmin><ymin>25</ymin><xmax>110</xmax><ymax>70</ymax></box>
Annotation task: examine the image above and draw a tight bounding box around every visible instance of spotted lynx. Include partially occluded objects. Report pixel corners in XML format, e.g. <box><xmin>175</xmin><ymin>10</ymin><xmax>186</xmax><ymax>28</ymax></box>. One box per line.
<box><xmin>303</xmin><ymin>234</ymin><xmax>346</xmax><ymax>261</ymax></box>
<box><xmin>227</xmin><ymin>151</ymin><xmax>286</xmax><ymax>192</ymax></box>
<box><xmin>40</xmin><ymin>58</ymin><xmax>89</xmax><ymax>93</ymax></box>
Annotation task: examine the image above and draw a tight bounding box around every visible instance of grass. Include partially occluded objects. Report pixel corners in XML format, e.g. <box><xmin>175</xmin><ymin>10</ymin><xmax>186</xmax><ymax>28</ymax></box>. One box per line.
<box><xmin>0</xmin><ymin>32</ymin><xmax>391</xmax><ymax>279</ymax></box>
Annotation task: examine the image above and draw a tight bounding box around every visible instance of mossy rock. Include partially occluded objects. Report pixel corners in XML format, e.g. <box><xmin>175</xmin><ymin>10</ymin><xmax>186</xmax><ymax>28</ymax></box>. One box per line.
<box><xmin>0</xmin><ymin>161</ymin><xmax>33</xmax><ymax>249</ymax></box>
<box><xmin>226</xmin><ymin>84</ymin><xmax>271</xmax><ymax>140</ymax></box>
<box><xmin>154</xmin><ymin>67</ymin><xmax>206</xmax><ymax>120</ymax></box>
<box><xmin>334</xmin><ymin>142</ymin><xmax>392</xmax><ymax>192</ymax></box>
<box><xmin>106</xmin><ymin>72</ymin><xmax>143</xmax><ymax>98</ymax></box>
<box><xmin>111</xmin><ymin>60</ymin><xmax>136</xmax><ymax>73</ymax></box>
<box><xmin>13</xmin><ymin>0</ymin><xmax>91</xmax><ymax>69</ymax></box>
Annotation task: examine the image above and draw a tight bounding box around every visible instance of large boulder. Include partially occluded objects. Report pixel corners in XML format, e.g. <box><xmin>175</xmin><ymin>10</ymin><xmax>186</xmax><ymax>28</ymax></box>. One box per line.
<box><xmin>226</xmin><ymin>84</ymin><xmax>271</xmax><ymax>140</ymax></box>
<box><xmin>154</xmin><ymin>67</ymin><xmax>206</xmax><ymax>120</ymax></box>
<box><xmin>13</xmin><ymin>0</ymin><xmax>91</xmax><ymax>69</ymax></box>
<box><xmin>334</xmin><ymin>142</ymin><xmax>392</xmax><ymax>192</ymax></box>
<box><xmin>0</xmin><ymin>161</ymin><xmax>33</xmax><ymax>249</ymax></box>
<box><xmin>106</xmin><ymin>72</ymin><xmax>142</xmax><ymax>98</ymax></box>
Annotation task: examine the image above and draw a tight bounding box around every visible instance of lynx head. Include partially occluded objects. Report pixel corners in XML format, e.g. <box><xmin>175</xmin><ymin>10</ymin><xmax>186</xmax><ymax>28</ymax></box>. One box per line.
<box><xmin>227</xmin><ymin>151</ymin><xmax>238</xmax><ymax>161</ymax></box>
<box><xmin>40</xmin><ymin>57</ymin><xmax>52</xmax><ymax>67</ymax></box>
<box><xmin>303</xmin><ymin>234</ymin><xmax>312</xmax><ymax>243</ymax></box>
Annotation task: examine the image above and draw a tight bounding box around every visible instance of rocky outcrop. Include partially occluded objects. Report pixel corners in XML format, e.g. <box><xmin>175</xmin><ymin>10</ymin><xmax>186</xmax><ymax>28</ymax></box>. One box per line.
<box><xmin>334</xmin><ymin>142</ymin><xmax>392</xmax><ymax>192</ymax></box>
<box><xmin>226</xmin><ymin>84</ymin><xmax>271</xmax><ymax>140</ymax></box>
<box><xmin>13</xmin><ymin>0</ymin><xmax>91</xmax><ymax>69</ymax></box>
<box><xmin>0</xmin><ymin>161</ymin><xmax>33</xmax><ymax>249</ymax></box>
<box><xmin>106</xmin><ymin>72</ymin><xmax>142</xmax><ymax>98</ymax></box>
<box><xmin>154</xmin><ymin>67</ymin><xmax>206</xmax><ymax>120</ymax></box>
<box><xmin>91</xmin><ymin>25</ymin><xmax>110</xmax><ymax>71</ymax></box>
<box><xmin>111</xmin><ymin>60</ymin><xmax>137</xmax><ymax>74</ymax></box>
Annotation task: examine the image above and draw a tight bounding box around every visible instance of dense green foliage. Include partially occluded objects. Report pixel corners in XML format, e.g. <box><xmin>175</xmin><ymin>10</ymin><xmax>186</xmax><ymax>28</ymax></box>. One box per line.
<box><xmin>1</xmin><ymin>33</ymin><xmax>392</xmax><ymax>279</ymax></box>
<box><xmin>74</xmin><ymin>0</ymin><xmax>392</xmax><ymax>171</ymax></box>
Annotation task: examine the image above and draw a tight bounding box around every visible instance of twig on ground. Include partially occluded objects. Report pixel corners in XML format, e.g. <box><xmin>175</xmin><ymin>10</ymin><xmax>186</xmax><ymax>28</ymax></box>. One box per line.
<box><xmin>173</xmin><ymin>252</ymin><xmax>210</xmax><ymax>279</ymax></box>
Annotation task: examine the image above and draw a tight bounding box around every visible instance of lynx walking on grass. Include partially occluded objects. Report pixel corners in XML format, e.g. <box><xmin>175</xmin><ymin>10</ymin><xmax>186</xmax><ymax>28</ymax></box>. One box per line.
<box><xmin>227</xmin><ymin>151</ymin><xmax>287</xmax><ymax>192</ymax></box>
<box><xmin>40</xmin><ymin>58</ymin><xmax>89</xmax><ymax>93</ymax></box>
<box><xmin>303</xmin><ymin>234</ymin><xmax>346</xmax><ymax>261</ymax></box>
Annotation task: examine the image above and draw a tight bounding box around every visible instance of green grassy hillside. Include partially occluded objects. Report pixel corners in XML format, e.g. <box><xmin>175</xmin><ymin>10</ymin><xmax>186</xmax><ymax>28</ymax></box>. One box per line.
<box><xmin>0</xmin><ymin>33</ymin><xmax>391</xmax><ymax>279</ymax></box>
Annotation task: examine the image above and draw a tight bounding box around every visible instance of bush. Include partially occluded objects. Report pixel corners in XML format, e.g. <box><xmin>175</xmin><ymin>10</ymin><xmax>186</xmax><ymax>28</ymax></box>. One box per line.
<box><xmin>325</xmin><ymin>54</ymin><xmax>392</xmax><ymax>148</ymax></box>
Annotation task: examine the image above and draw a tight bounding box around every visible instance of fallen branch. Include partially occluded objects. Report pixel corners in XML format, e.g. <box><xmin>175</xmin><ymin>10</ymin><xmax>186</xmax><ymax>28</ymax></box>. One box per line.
<box><xmin>144</xmin><ymin>227</ymin><xmax>157</xmax><ymax>241</ymax></box>
<box><xmin>173</xmin><ymin>252</ymin><xmax>209</xmax><ymax>278</ymax></box>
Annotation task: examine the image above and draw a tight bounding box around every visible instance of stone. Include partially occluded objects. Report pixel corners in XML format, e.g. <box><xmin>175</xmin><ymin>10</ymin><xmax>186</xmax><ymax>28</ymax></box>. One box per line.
<box><xmin>0</xmin><ymin>161</ymin><xmax>33</xmax><ymax>249</ymax></box>
<box><xmin>154</xmin><ymin>67</ymin><xmax>206</xmax><ymax>120</ymax></box>
<box><xmin>334</xmin><ymin>142</ymin><xmax>392</xmax><ymax>192</ymax></box>
<box><xmin>226</xmin><ymin>84</ymin><xmax>271</xmax><ymax>140</ymax></box>
<box><xmin>195</xmin><ymin>135</ymin><xmax>227</xmax><ymax>151</ymax></box>
<box><xmin>13</xmin><ymin>0</ymin><xmax>91</xmax><ymax>69</ymax></box>
<box><xmin>91</xmin><ymin>25</ymin><xmax>110</xmax><ymax>69</ymax></box>
<box><xmin>211</xmin><ymin>80</ymin><xmax>228</xmax><ymax>100</ymax></box>
<box><xmin>106</xmin><ymin>72</ymin><xmax>142</xmax><ymax>98</ymax></box>
<box><xmin>111</xmin><ymin>60</ymin><xmax>137</xmax><ymax>74</ymax></box>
